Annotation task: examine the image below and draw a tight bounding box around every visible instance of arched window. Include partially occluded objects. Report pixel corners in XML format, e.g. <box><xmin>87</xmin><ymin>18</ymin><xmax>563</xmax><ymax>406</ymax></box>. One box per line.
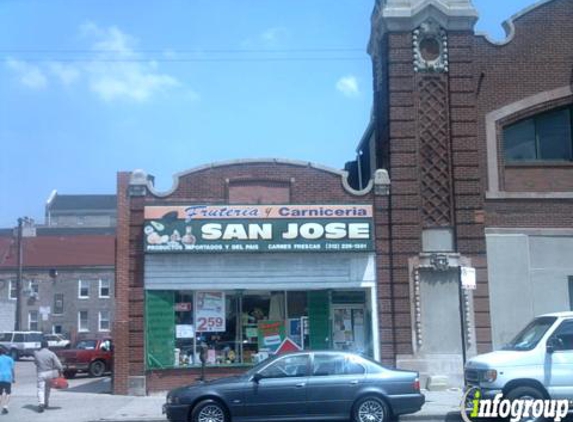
<box><xmin>503</xmin><ymin>105</ymin><xmax>572</xmax><ymax>162</ymax></box>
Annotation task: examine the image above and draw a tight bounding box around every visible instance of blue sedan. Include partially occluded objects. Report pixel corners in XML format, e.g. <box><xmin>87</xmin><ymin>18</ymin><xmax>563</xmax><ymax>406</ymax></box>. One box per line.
<box><xmin>163</xmin><ymin>351</ymin><xmax>424</xmax><ymax>422</ymax></box>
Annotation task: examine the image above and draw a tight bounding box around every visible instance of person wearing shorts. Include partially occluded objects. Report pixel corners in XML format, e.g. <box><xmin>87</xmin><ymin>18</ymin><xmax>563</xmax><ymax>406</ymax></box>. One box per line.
<box><xmin>0</xmin><ymin>347</ymin><xmax>15</xmax><ymax>414</ymax></box>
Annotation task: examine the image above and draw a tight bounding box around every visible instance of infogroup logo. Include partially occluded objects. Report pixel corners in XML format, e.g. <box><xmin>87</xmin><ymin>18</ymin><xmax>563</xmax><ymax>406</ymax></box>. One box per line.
<box><xmin>460</xmin><ymin>388</ymin><xmax>569</xmax><ymax>422</ymax></box>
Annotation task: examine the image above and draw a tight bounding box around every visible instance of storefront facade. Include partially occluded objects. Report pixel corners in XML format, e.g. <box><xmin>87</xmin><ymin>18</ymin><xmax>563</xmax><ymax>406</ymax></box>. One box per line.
<box><xmin>113</xmin><ymin>160</ymin><xmax>388</xmax><ymax>394</ymax></box>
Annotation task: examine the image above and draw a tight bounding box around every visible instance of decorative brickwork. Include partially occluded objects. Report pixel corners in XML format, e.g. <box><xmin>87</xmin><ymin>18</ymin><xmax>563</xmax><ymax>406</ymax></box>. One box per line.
<box><xmin>417</xmin><ymin>75</ymin><xmax>454</xmax><ymax>227</ymax></box>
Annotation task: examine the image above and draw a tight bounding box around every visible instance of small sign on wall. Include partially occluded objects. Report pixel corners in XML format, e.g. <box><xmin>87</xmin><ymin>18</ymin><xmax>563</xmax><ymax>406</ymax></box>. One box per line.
<box><xmin>461</xmin><ymin>266</ymin><xmax>476</xmax><ymax>290</ymax></box>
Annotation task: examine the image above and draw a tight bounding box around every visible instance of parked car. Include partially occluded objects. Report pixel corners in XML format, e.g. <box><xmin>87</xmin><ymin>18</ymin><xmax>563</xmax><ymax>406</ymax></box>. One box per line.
<box><xmin>465</xmin><ymin>311</ymin><xmax>573</xmax><ymax>404</ymax></box>
<box><xmin>45</xmin><ymin>334</ymin><xmax>71</xmax><ymax>349</ymax></box>
<box><xmin>163</xmin><ymin>351</ymin><xmax>424</xmax><ymax>422</ymax></box>
<box><xmin>56</xmin><ymin>338</ymin><xmax>113</xmax><ymax>378</ymax></box>
<box><xmin>0</xmin><ymin>331</ymin><xmax>43</xmax><ymax>360</ymax></box>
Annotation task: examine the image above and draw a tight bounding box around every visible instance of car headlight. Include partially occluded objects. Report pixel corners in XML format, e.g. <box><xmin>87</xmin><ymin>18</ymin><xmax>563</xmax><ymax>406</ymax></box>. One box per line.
<box><xmin>167</xmin><ymin>395</ymin><xmax>180</xmax><ymax>404</ymax></box>
<box><xmin>482</xmin><ymin>369</ymin><xmax>497</xmax><ymax>383</ymax></box>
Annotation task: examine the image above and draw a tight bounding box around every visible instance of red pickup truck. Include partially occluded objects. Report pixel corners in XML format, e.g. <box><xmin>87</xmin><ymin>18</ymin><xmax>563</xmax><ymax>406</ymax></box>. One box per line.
<box><xmin>56</xmin><ymin>338</ymin><xmax>113</xmax><ymax>378</ymax></box>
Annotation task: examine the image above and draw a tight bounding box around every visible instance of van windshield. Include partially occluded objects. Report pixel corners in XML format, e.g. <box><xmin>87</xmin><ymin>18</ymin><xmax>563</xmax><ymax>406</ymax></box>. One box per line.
<box><xmin>504</xmin><ymin>317</ymin><xmax>557</xmax><ymax>351</ymax></box>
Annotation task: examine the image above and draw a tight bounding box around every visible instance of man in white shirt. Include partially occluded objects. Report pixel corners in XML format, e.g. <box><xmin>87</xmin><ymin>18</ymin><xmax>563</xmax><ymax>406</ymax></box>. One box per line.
<box><xmin>33</xmin><ymin>340</ymin><xmax>63</xmax><ymax>413</ymax></box>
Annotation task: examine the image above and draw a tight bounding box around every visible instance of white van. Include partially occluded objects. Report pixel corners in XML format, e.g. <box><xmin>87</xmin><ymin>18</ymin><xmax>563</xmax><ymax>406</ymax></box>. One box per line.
<box><xmin>0</xmin><ymin>331</ymin><xmax>43</xmax><ymax>360</ymax></box>
<box><xmin>465</xmin><ymin>311</ymin><xmax>573</xmax><ymax>402</ymax></box>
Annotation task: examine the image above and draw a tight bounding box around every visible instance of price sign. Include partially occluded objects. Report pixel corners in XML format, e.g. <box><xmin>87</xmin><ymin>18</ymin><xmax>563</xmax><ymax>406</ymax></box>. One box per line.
<box><xmin>195</xmin><ymin>291</ymin><xmax>226</xmax><ymax>332</ymax></box>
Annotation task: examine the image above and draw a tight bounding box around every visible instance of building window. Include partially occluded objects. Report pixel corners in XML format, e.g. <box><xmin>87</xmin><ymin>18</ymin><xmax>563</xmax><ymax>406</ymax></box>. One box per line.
<box><xmin>99</xmin><ymin>279</ymin><xmax>111</xmax><ymax>298</ymax></box>
<box><xmin>568</xmin><ymin>276</ymin><xmax>573</xmax><ymax>311</ymax></box>
<box><xmin>53</xmin><ymin>325</ymin><xmax>62</xmax><ymax>334</ymax></box>
<box><xmin>25</xmin><ymin>280</ymin><xmax>39</xmax><ymax>299</ymax></box>
<box><xmin>99</xmin><ymin>310</ymin><xmax>110</xmax><ymax>332</ymax></box>
<box><xmin>78</xmin><ymin>311</ymin><xmax>89</xmax><ymax>332</ymax></box>
<box><xmin>145</xmin><ymin>288</ymin><xmax>369</xmax><ymax>370</ymax></box>
<box><xmin>29</xmin><ymin>311</ymin><xmax>39</xmax><ymax>331</ymax></box>
<box><xmin>53</xmin><ymin>293</ymin><xmax>64</xmax><ymax>315</ymax></box>
<box><xmin>78</xmin><ymin>280</ymin><xmax>89</xmax><ymax>299</ymax></box>
<box><xmin>504</xmin><ymin>106</ymin><xmax>573</xmax><ymax>162</ymax></box>
<box><xmin>8</xmin><ymin>280</ymin><xmax>16</xmax><ymax>300</ymax></box>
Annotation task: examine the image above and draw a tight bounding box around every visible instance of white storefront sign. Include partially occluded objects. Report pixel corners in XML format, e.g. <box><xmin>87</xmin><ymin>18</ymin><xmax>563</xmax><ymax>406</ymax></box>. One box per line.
<box><xmin>194</xmin><ymin>291</ymin><xmax>226</xmax><ymax>332</ymax></box>
<box><xmin>461</xmin><ymin>266</ymin><xmax>476</xmax><ymax>290</ymax></box>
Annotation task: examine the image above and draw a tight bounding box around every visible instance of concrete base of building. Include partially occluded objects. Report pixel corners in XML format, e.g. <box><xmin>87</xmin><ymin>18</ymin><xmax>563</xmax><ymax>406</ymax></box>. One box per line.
<box><xmin>397</xmin><ymin>353</ymin><xmax>465</xmax><ymax>389</ymax></box>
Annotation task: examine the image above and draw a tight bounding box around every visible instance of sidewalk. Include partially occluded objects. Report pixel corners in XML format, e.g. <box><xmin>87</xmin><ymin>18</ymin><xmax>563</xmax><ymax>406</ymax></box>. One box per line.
<box><xmin>1</xmin><ymin>384</ymin><xmax>462</xmax><ymax>422</ymax></box>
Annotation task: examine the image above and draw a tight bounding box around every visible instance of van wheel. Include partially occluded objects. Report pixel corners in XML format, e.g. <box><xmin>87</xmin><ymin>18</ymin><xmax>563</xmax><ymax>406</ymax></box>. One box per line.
<box><xmin>9</xmin><ymin>349</ymin><xmax>19</xmax><ymax>361</ymax></box>
<box><xmin>506</xmin><ymin>386</ymin><xmax>546</xmax><ymax>422</ymax></box>
<box><xmin>353</xmin><ymin>396</ymin><xmax>390</xmax><ymax>422</ymax></box>
<box><xmin>88</xmin><ymin>360</ymin><xmax>106</xmax><ymax>377</ymax></box>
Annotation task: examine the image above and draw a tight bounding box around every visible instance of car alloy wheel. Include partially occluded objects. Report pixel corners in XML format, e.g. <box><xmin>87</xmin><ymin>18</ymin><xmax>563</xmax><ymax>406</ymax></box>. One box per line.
<box><xmin>355</xmin><ymin>396</ymin><xmax>388</xmax><ymax>422</ymax></box>
<box><xmin>196</xmin><ymin>403</ymin><xmax>226</xmax><ymax>422</ymax></box>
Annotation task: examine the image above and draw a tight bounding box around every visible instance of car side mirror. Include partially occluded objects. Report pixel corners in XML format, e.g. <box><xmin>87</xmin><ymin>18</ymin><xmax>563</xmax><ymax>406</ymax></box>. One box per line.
<box><xmin>252</xmin><ymin>373</ymin><xmax>263</xmax><ymax>383</ymax></box>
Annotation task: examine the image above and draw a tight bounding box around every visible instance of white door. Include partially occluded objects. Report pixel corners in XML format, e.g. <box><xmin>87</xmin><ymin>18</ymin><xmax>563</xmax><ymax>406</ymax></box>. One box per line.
<box><xmin>546</xmin><ymin>319</ymin><xmax>573</xmax><ymax>399</ymax></box>
<box><xmin>331</xmin><ymin>305</ymin><xmax>366</xmax><ymax>354</ymax></box>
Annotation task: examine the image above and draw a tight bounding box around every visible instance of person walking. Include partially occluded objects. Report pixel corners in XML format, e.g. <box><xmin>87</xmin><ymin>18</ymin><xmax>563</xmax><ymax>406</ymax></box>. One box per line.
<box><xmin>34</xmin><ymin>340</ymin><xmax>63</xmax><ymax>413</ymax></box>
<box><xmin>0</xmin><ymin>347</ymin><xmax>15</xmax><ymax>414</ymax></box>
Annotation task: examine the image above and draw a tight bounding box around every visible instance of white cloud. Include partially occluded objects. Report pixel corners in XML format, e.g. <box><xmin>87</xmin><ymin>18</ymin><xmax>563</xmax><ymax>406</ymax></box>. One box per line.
<box><xmin>6</xmin><ymin>23</ymin><xmax>188</xmax><ymax>103</ymax></box>
<box><xmin>49</xmin><ymin>63</ymin><xmax>81</xmax><ymax>86</ymax></box>
<box><xmin>80</xmin><ymin>22</ymin><xmax>181</xmax><ymax>102</ymax></box>
<box><xmin>336</xmin><ymin>75</ymin><xmax>360</xmax><ymax>98</ymax></box>
<box><xmin>6</xmin><ymin>58</ymin><xmax>48</xmax><ymax>90</ymax></box>
<box><xmin>261</xmin><ymin>27</ymin><xmax>288</xmax><ymax>46</ymax></box>
<box><xmin>241</xmin><ymin>26</ymin><xmax>289</xmax><ymax>49</ymax></box>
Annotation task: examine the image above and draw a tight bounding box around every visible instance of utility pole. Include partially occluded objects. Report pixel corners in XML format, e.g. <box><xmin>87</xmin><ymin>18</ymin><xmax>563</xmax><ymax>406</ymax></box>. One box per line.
<box><xmin>15</xmin><ymin>217</ymin><xmax>23</xmax><ymax>331</ymax></box>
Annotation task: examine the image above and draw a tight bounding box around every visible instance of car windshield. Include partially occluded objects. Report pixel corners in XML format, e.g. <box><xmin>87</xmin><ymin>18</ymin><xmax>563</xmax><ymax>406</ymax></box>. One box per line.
<box><xmin>503</xmin><ymin>316</ymin><xmax>557</xmax><ymax>351</ymax></box>
<box><xmin>75</xmin><ymin>340</ymin><xmax>97</xmax><ymax>350</ymax></box>
<box><xmin>0</xmin><ymin>333</ymin><xmax>12</xmax><ymax>342</ymax></box>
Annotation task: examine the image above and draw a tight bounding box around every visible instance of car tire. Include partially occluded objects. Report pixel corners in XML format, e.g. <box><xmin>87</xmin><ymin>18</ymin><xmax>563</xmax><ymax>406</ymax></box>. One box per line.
<box><xmin>506</xmin><ymin>386</ymin><xmax>546</xmax><ymax>422</ymax></box>
<box><xmin>191</xmin><ymin>399</ymin><xmax>228</xmax><ymax>422</ymax></box>
<box><xmin>88</xmin><ymin>360</ymin><xmax>106</xmax><ymax>377</ymax></box>
<box><xmin>63</xmin><ymin>370</ymin><xmax>77</xmax><ymax>379</ymax></box>
<box><xmin>353</xmin><ymin>395</ymin><xmax>390</xmax><ymax>422</ymax></box>
<box><xmin>9</xmin><ymin>349</ymin><xmax>19</xmax><ymax>361</ymax></box>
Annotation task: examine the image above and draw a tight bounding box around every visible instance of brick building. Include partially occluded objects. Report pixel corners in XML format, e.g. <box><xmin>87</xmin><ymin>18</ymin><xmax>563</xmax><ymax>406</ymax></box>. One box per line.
<box><xmin>353</xmin><ymin>0</ymin><xmax>573</xmax><ymax>385</ymax></box>
<box><xmin>0</xmin><ymin>229</ymin><xmax>115</xmax><ymax>342</ymax></box>
<box><xmin>0</xmin><ymin>193</ymin><xmax>116</xmax><ymax>344</ymax></box>
<box><xmin>113</xmin><ymin>161</ymin><xmax>390</xmax><ymax>394</ymax></box>
<box><xmin>113</xmin><ymin>0</ymin><xmax>572</xmax><ymax>394</ymax></box>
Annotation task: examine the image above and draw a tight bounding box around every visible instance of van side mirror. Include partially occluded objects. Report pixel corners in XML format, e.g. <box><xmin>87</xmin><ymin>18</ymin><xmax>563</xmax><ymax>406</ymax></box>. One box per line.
<box><xmin>546</xmin><ymin>337</ymin><xmax>562</xmax><ymax>354</ymax></box>
<box><xmin>252</xmin><ymin>373</ymin><xmax>263</xmax><ymax>383</ymax></box>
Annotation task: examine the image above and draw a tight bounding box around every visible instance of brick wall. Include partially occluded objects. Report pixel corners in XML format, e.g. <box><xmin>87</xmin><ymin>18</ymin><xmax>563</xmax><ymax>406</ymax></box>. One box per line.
<box><xmin>114</xmin><ymin>162</ymin><xmax>374</xmax><ymax>393</ymax></box>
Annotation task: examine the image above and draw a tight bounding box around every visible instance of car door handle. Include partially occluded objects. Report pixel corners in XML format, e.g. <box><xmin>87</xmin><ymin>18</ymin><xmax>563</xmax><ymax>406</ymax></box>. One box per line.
<box><xmin>349</xmin><ymin>380</ymin><xmax>359</xmax><ymax>385</ymax></box>
<box><xmin>295</xmin><ymin>383</ymin><xmax>306</xmax><ymax>388</ymax></box>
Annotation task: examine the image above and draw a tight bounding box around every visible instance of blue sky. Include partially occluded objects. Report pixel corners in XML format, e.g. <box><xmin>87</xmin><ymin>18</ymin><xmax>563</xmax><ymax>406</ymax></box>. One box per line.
<box><xmin>0</xmin><ymin>0</ymin><xmax>536</xmax><ymax>227</ymax></box>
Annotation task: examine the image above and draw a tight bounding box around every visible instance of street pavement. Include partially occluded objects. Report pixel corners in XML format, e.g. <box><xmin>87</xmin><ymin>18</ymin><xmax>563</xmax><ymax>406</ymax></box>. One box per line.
<box><xmin>1</xmin><ymin>360</ymin><xmax>463</xmax><ymax>422</ymax></box>
<box><xmin>2</xmin><ymin>359</ymin><xmax>165</xmax><ymax>422</ymax></box>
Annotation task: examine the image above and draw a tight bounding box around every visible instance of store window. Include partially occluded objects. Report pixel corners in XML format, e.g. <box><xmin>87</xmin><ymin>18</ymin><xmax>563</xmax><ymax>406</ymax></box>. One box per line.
<box><xmin>145</xmin><ymin>288</ymin><xmax>371</xmax><ymax>370</ymax></box>
<box><xmin>29</xmin><ymin>311</ymin><xmax>38</xmax><ymax>331</ymax></box>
